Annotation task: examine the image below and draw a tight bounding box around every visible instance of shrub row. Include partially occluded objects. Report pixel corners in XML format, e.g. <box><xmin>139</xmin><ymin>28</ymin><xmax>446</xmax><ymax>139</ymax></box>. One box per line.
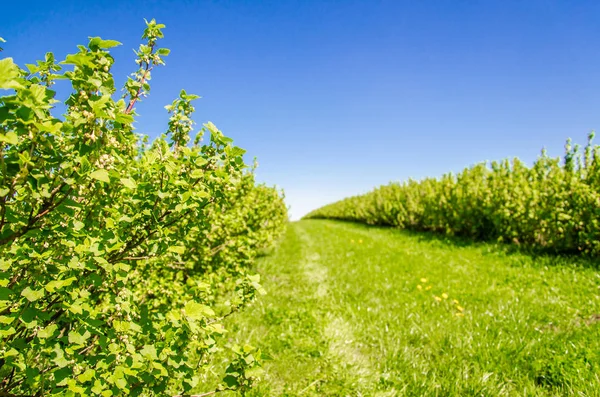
<box><xmin>0</xmin><ymin>20</ymin><xmax>287</xmax><ymax>396</ymax></box>
<box><xmin>305</xmin><ymin>135</ymin><xmax>600</xmax><ymax>255</ymax></box>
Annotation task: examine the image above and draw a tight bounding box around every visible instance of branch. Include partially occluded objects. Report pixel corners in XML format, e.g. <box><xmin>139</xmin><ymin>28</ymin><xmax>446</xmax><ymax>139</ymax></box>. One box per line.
<box><xmin>121</xmin><ymin>256</ymin><xmax>155</xmax><ymax>261</ymax></box>
<box><xmin>125</xmin><ymin>44</ymin><xmax>155</xmax><ymax>115</ymax></box>
<box><xmin>0</xmin><ymin>183</ymin><xmax>73</xmax><ymax>246</ymax></box>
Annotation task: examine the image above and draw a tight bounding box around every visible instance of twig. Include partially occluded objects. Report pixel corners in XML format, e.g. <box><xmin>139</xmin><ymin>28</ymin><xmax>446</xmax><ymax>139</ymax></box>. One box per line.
<box><xmin>125</xmin><ymin>44</ymin><xmax>155</xmax><ymax>115</ymax></box>
<box><xmin>122</xmin><ymin>256</ymin><xmax>155</xmax><ymax>261</ymax></box>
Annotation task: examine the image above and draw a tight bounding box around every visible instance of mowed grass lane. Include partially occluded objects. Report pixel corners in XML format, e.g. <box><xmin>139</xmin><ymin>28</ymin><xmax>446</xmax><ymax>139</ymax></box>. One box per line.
<box><xmin>214</xmin><ymin>220</ymin><xmax>600</xmax><ymax>396</ymax></box>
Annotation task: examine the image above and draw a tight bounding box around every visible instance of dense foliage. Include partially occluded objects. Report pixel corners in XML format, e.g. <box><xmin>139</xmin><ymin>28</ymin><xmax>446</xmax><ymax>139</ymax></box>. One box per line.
<box><xmin>306</xmin><ymin>136</ymin><xmax>600</xmax><ymax>255</ymax></box>
<box><xmin>0</xmin><ymin>20</ymin><xmax>287</xmax><ymax>396</ymax></box>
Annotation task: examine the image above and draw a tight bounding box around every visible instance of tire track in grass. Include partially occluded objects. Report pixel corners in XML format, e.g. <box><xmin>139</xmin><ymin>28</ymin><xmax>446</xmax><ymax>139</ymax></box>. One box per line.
<box><xmin>216</xmin><ymin>222</ymin><xmax>380</xmax><ymax>396</ymax></box>
<box><xmin>214</xmin><ymin>224</ymin><xmax>333</xmax><ymax>396</ymax></box>
<box><xmin>295</xmin><ymin>223</ymin><xmax>382</xmax><ymax>395</ymax></box>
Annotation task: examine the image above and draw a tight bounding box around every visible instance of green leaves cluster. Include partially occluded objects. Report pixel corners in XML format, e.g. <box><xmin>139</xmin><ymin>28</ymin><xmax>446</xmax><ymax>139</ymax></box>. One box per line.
<box><xmin>0</xmin><ymin>20</ymin><xmax>287</xmax><ymax>396</ymax></box>
<box><xmin>305</xmin><ymin>133</ymin><xmax>600</xmax><ymax>255</ymax></box>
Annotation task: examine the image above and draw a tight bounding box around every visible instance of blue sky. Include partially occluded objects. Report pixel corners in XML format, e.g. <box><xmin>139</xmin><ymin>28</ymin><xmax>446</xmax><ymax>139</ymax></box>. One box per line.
<box><xmin>4</xmin><ymin>1</ymin><xmax>600</xmax><ymax>219</ymax></box>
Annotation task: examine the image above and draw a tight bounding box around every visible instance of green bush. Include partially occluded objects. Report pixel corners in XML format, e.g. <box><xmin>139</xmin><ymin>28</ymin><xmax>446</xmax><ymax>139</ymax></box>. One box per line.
<box><xmin>305</xmin><ymin>136</ymin><xmax>600</xmax><ymax>255</ymax></box>
<box><xmin>0</xmin><ymin>20</ymin><xmax>286</xmax><ymax>396</ymax></box>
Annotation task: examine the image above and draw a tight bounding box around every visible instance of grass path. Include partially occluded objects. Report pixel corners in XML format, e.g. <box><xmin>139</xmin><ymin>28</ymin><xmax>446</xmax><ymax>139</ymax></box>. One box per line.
<box><xmin>217</xmin><ymin>220</ymin><xmax>600</xmax><ymax>396</ymax></box>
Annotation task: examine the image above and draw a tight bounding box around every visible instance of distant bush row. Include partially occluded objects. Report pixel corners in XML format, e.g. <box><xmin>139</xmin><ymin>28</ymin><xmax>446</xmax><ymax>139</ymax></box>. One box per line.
<box><xmin>305</xmin><ymin>135</ymin><xmax>600</xmax><ymax>255</ymax></box>
<box><xmin>0</xmin><ymin>20</ymin><xmax>287</xmax><ymax>396</ymax></box>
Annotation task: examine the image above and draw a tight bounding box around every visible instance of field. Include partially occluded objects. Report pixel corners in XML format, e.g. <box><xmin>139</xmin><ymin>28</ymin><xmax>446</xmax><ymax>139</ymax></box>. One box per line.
<box><xmin>4</xmin><ymin>15</ymin><xmax>600</xmax><ymax>397</ymax></box>
<box><xmin>212</xmin><ymin>220</ymin><xmax>600</xmax><ymax>396</ymax></box>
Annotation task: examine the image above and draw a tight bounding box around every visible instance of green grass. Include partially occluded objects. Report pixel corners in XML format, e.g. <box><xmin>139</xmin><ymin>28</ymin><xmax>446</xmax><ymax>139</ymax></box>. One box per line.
<box><xmin>210</xmin><ymin>220</ymin><xmax>600</xmax><ymax>396</ymax></box>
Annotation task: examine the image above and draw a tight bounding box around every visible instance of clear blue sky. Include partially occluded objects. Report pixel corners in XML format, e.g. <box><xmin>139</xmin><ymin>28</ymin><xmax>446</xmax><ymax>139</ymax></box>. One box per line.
<box><xmin>4</xmin><ymin>1</ymin><xmax>600</xmax><ymax>219</ymax></box>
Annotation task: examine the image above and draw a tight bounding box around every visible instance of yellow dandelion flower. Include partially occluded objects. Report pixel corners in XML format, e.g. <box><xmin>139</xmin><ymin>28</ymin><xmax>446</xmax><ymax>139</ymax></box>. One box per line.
<box><xmin>417</xmin><ymin>285</ymin><xmax>422</xmax><ymax>290</ymax></box>
<box><xmin>456</xmin><ymin>306</ymin><xmax>464</xmax><ymax>312</ymax></box>
<box><xmin>452</xmin><ymin>299</ymin><xmax>459</xmax><ymax>305</ymax></box>
<box><xmin>420</xmin><ymin>278</ymin><xmax>427</xmax><ymax>283</ymax></box>
<box><xmin>441</xmin><ymin>293</ymin><xmax>448</xmax><ymax>299</ymax></box>
<box><xmin>456</xmin><ymin>312</ymin><xmax>464</xmax><ymax>317</ymax></box>
<box><xmin>434</xmin><ymin>296</ymin><xmax>442</xmax><ymax>302</ymax></box>
<box><xmin>425</xmin><ymin>285</ymin><xmax>432</xmax><ymax>290</ymax></box>
<box><xmin>359</xmin><ymin>239</ymin><xmax>363</xmax><ymax>243</ymax></box>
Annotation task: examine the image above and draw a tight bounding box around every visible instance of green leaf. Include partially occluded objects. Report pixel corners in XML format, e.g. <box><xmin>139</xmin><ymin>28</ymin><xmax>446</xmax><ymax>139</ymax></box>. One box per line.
<box><xmin>68</xmin><ymin>329</ymin><xmax>91</xmax><ymax>345</ymax></box>
<box><xmin>0</xmin><ymin>132</ymin><xmax>19</xmax><ymax>145</ymax></box>
<box><xmin>195</xmin><ymin>158</ymin><xmax>208</xmax><ymax>167</ymax></box>
<box><xmin>63</xmin><ymin>53</ymin><xmax>94</xmax><ymax>68</ymax></box>
<box><xmin>112</xmin><ymin>320</ymin><xmax>129</xmax><ymax>332</ymax></box>
<box><xmin>0</xmin><ymin>58</ymin><xmax>23</xmax><ymax>90</ymax></box>
<box><xmin>0</xmin><ymin>287</ymin><xmax>13</xmax><ymax>300</ymax></box>
<box><xmin>91</xmin><ymin>380</ymin><xmax>107</xmax><ymax>394</ymax></box>
<box><xmin>3</xmin><ymin>348</ymin><xmax>19</xmax><ymax>359</ymax></box>
<box><xmin>229</xmin><ymin>146</ymin><xmax>246</xmax><ymax>157</ymax></box>
<box><xmin>45</xmin><ymin>277</ymin><xmax>77</xmax><ymax>293</ymax></box>
<box><xmin>67</xmin><ymin>379</ymin><xmax>85</xmax><ymax>393</ymax></box>
<box><xmin>139</xmin><ymin>344</ymin><xmax>157</xmax><ymax>360</ymax></box>
<box><xmin>90</xmin><ymin>94</ymin><xmax>110</xmax><ymax>114</ymax></box>
<box><xmin>207</xmin><ymin>323</ymin><xmax>226</xmax><ymax>334</ymax></box>
<box><xmin>28</xmin><ymin>84</ymin><xmax>48</xmax><ymax>105</ymax></box>
<box><xmin>222</xmin><ymin>374</ymin><xmax>239</xmax><ymax>388</ymax></box>
<box><xmin>115</xmin><ymin>377</ymin><xmax>127</xmax><ymax>390</ymax></box>
<box><xmin>0</xmin><ymin>327</ymin><xmax>16</xmax><ymax>338</ymax></box>
<box><xmin>120</xmin><ymin>178</ymin><xmax>137</xmax><ymax>189</ymax></box>
<box><xmin>77</xmin><ymin>368</ymin><xmax>96</xmax><ymax>383</ymax></box>
<box><xmin>90</xmin><ymin>169</ymin><xmax>110</xmax><ymax>183</ymax></box>
<box><xmin>184</xmin><ymin>93</ymin><xmax>200</xmax><ymax>100</ymax></box>
<box><xmin>0</xmin><ymin>315</ymin><xmax>14</xmax><ymax>325</ymax></box>
<box><xmin>184</xmin><ymin>301</ymin><xmax>215</xmax><ymax>320</ymax></box>
<box><xmin>115</xmin><ymin>113</ymin><xmax>134</xmax><ymax>124</ymax></box>
<box><xmin>205</xmin><ymin>121</ymin><xmax>219</xmax><ymax>134</ymax></box>
<box><xmin>190</xmin><ymin>169</ymin><xmax>204</xmax><ymax>178</ymax></box>
<box><xmin>88</xmin><ymin>37</ymin><xmax>122</xmax><ymax>49</ymax></box>
<box><xmin>21</xmin><ymin>287</ymin><xmax>45</xmax><ymax>302</ymax></box>
<box><xmin>167</xmin><ymin>245</ymin><xmax>186</xmax><ymax>254</ymax></box>
<box><xmin>35</xmin><ymin>119</ymin><xmax>63</xmax><ymax>134</ymax></box>
<box><xmin>37</xmin><ymin>323</ymin><xmax>58</xmax><ymax>339</ymax></box>
<box><xmin>118</xmin><ymin>215</ymin><xmax>133</xmax><ymax>223</ymax></box>
<box><xmin>196</xmin><ymin>191</ymin><xmax>210</xmax><ymax>199</ymax></box>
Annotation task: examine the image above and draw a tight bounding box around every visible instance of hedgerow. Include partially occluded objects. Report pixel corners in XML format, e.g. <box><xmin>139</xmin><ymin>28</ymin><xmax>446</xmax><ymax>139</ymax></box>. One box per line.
<box><xmin>0</xmin><ymin>20</ymin><xmax>287</xmax><ymax>396</ymax></box>
<box><xmin>305</xmin><ymin>135</ymin><xmax>600</xmax><ymax>255</ymax></box>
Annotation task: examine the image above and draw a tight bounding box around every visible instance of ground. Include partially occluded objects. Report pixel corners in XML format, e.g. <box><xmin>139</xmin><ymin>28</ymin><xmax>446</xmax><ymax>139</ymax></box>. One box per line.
<box><xmin>208</xmin><ymin>220</ymin><xmax>600</xmax><ymax>396</ymax></box>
